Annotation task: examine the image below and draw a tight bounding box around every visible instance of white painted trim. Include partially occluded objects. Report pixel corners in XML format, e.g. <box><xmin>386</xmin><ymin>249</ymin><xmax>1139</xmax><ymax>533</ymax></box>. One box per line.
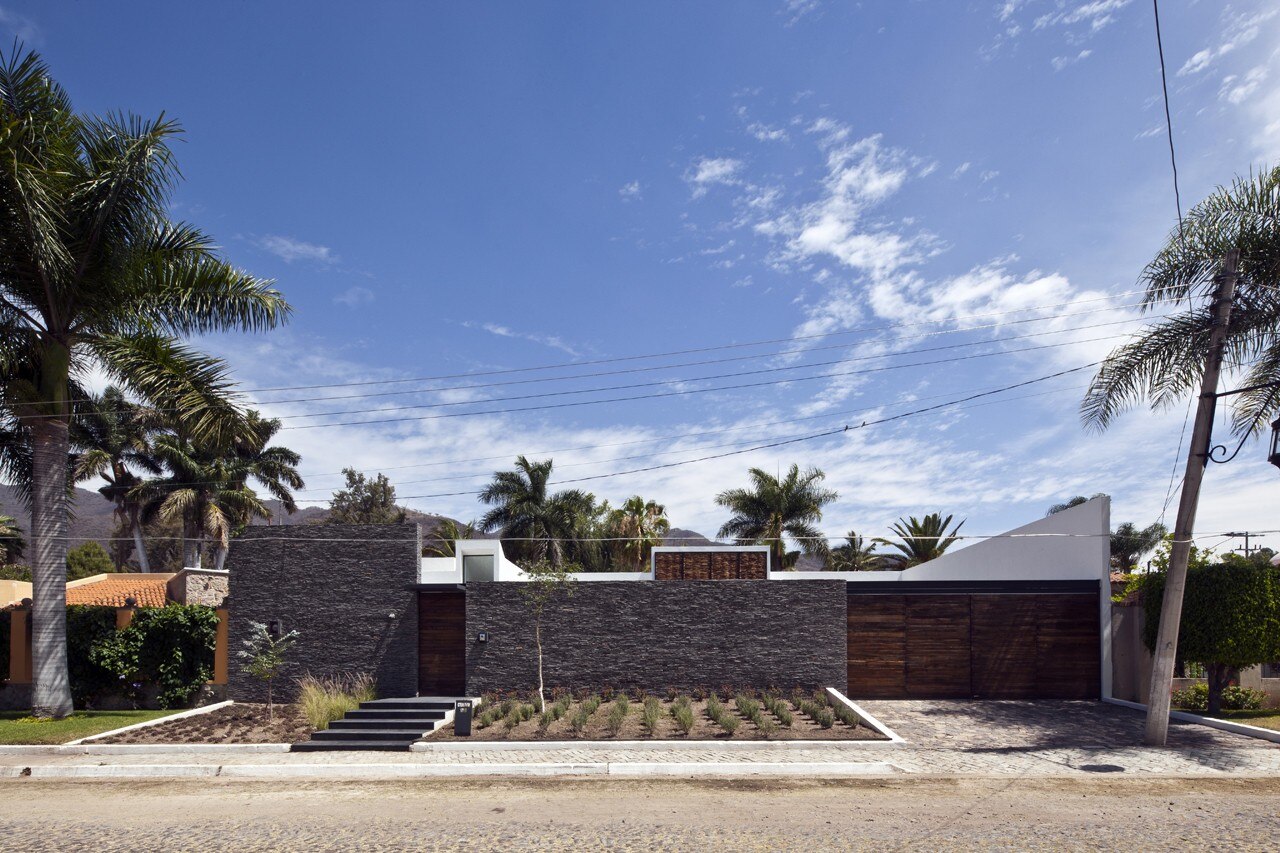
<box><xmin>65</xmin><ymin>700</ymin><xmax>234</xmax><ymax>745</ymax></box>
<box><xmin>1103</xmin><ymin>697</ymin><xmax>1280</xmax><ymax>744</ymax></box>
<box><xmin>825</xmin><ymin>688</ymin><xmax>904</xmax><ymax>743</ymax></box>
<box><xmin>570</xmin><ymin>571</ymin><xmax>654</xmax><ymax>582</ymax></box>
<box><xmin>0</xmin><ymin>743</ymin><xmax>291</xmax><ymax>756</ymax></box>
<box><xmin>412</xmin><ymin>737</ymin><xmax>895</xmax><ymax>752</ymax></box>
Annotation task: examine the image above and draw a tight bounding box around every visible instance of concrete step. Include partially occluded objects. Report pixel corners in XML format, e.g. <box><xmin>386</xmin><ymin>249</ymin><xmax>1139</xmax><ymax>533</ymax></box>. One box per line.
<box><xmin>291</xmin><ymin>740</ymin><xmax>411</xmax><ymax>752</ymax></box>
<box><xmin>327</xmin><ymin>718</ymin><xmax>434</xmax><ymax>731</ymax></box>
<box><xmin>310</xmin><ymin>728</ymin><xmax>423</xmax><ymax>742</ymax></box>
<box><xmin>360</xmin><ymin>699</ymin><xmax>455</xmax><ymax>711</ymax></box>
<box><xmin>344</xmin><ymin>708</ymin><xmax>447</xmax><ymax>721</ymax></box>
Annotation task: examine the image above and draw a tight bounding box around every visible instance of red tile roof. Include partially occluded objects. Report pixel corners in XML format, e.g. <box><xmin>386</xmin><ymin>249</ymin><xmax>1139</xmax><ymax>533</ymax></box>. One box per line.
<box><xmin>65</xmin><ymin>574</ymin><xmax>173</xmax><ymax>608</ymax></box>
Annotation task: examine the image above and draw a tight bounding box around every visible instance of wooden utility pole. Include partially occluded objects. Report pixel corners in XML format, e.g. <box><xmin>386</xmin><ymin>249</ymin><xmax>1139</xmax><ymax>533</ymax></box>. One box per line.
<box><xmin>1144</xmin><ymin>249</ymin><xmax>1239</xmax><ymax>746</ymax></box>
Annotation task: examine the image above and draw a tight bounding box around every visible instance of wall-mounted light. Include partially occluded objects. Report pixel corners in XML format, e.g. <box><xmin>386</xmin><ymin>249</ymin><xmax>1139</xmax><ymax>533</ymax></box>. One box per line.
<box><xmin>476</xmin><ymin>630</ymin><xmax>488</xmax><ymax>643</ymax></box>
<box><xmin>388</xmin><ymin>611</ymin><xmax>397</xmax><ymax>620</ymax></box>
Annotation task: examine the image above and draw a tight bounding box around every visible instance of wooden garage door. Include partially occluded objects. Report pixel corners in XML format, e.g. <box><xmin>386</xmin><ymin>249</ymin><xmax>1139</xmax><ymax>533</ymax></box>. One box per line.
<box><xmin>418</xmin><ymin>591</ymin><xmax>466</xmax><ymax>696</ymax></box>
<box><xmin>847</xmin><ymin>591</ymin><xmax>1099</xmax><ymax>699</ymax></box>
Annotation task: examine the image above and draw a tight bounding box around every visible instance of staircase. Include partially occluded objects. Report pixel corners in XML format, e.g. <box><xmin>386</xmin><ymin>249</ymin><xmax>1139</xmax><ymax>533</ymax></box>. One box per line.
<box><xmin>292</xmin><ymin>697</ymin><xmax>460</xmax><ymax>752</ymax></box>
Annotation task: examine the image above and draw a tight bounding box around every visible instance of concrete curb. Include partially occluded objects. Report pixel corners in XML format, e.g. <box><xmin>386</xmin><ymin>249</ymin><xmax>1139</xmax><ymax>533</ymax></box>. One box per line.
<box><xmin>0</xmin><ymin>760</ymin><xmax>901</xmax><ymax>780</ymax></box>
<box><xmin>825</xmin><ymin>689</ymin><xmax>905</xmax><ymax>743</ymax></box>
<box><xmin>1104</xmin><ymin>697</ymin><xmax>1280</xmax><ymax>744</ymax></box>
<box><xmin>0</xmin><ymin>743</ymin><xmax>291</xmax><ymax>756</ymax></box>
<box><xmin>65</xmin><ymin>700</ymin><xmax>234</xmax><ymax>746</ymax></box>
<box><xmin>412</xmin><ymin>737</ymin><xmax>896</xmax><ymax>752</ymax></box>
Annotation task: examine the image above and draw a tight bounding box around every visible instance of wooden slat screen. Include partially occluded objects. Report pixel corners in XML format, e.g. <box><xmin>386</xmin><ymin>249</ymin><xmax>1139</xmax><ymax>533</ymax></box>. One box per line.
<box><xmin>654</xmin><ymin>551</ymin><xmax>768</xmax><ymax>580</ymax></box>
<box><xmin>846</xmin><ymin>591</ymin><xmax>1099</xmax><ymax>699</ymax></box>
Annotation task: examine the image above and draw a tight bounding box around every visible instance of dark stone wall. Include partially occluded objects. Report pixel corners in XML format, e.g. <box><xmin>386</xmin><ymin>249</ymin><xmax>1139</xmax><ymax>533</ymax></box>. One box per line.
<box><xmin>227</xmin><ymin>524</ymin><xmax>420</xmax><ymax>702</ymax></box>
<box><xmin>464</xmin><ymin>580</ymin><xmax>846</xmax><ymax>694</ymax></box>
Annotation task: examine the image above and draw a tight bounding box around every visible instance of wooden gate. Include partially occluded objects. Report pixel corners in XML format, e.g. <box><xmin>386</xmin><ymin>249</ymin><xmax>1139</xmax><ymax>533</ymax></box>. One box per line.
<box><xmin>847</xmin><ymin>585</ymin><xmax>1100</xmax><ymax>699</ymax></box>
<box><xmin>417</xmin><ymin>591</ymin><xmax>466</xmax><ymax>696</ymax></box>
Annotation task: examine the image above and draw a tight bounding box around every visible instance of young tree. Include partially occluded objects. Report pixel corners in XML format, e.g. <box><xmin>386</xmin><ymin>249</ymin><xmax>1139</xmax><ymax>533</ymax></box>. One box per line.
<box><xmin>66</xmin><ymin>542</ymin><xmax>115</xmax><ymax>580</ymax></box>
<box><xmin>1140</xmin><ymin>562</ymin><xmax>1280</xmax><ymax>714</ymax></box>
<box><xmin>715</xmin><ymin>464</ymin><xmax>837</xmax><ymax>569</ymax></box>
<box><xmin>874</xmin><ymin>513</ymin><xmax>965</xmax><ymax>569</ymax></box>
<box><xmin>237</xmin><ymin>621</ymin><xmax>300</xmax><ymax>719</ymax></box>
<box><xmin>0</xmin><ymin>49</ymin><xmax>289</xmax><ymax>717</ymax></box>
<box><xmin>325</xmin><ymin>468</ymin><xmax>407</xmax><ymax>525</ymax></box>
<box><xmin>519</xmin><ymin>560</ymin><xmax>575</xmax><ymax>709</ymax></box>
<box><xmin>0</xmin><ymin>513</ymin><xmax>25</xmax><ymax>565</ymax></box>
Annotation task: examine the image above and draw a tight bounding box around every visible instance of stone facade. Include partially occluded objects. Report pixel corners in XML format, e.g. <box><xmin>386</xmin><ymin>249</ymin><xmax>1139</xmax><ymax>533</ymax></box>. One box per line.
<box><xmin>167</xmin><ymin>568</ymin><xmax>229</xmax><ymax>606</ymax></box>
<box><xmin>226</xmin><ymin>524</ymin><xmax>420</xmax><ymax>703</ymax></box>
<box><xmin>463</xmin><ymin>580</ymin><xmax>846</xmax><ymax>694</ymax></box>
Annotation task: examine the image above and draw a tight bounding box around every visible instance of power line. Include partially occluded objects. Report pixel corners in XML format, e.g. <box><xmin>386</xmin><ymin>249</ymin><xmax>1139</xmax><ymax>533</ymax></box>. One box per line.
<box><xmin>281</xmin><ymin>319</ymin><xmax>1143</xmax><ymax>422</ymax></box>
<box><xmin>282</xmin><ymin>333</ymin><xmax>1133</xmax><ymax>430</ymax></box>
<box><xmin>241</xmin><ymin>289</ymin><xmax>1169</xmax><ymax>394</ymax></box>
<box><xmin>1152</xmin><ymin>0</ymin><xmax>1183</xmax><ymax>234</ymax></box>
<box><xmin>391</xmin><ymin>362</ymin><xmax>1101</xmax><ymax>500</ymax></box>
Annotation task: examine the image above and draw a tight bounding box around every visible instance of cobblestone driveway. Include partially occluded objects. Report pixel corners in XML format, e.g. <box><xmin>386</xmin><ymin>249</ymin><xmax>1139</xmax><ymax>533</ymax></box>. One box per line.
<box><xmin>858</xmin><ymin>699</ymin><xmax>1280</xmax><ymax>775</ymax></box>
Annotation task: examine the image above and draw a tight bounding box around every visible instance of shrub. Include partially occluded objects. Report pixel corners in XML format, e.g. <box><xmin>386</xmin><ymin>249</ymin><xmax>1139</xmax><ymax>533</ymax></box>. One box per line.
<box><xmin>477</xmin><ymin>707</ymin><xmax>501</xmax><ymax>729</ymax></box>
<box><xmin>614</xmin><ymin>695</ymin><xmax>630</xmax><ymax>716</ymax></box>
<box><xmin>797</xmin><ymin>697</ymin><xmax>835</xmax><ymax>728</ymax></box>
<box><xmin>641</xmin><ymin>697</ymin><xmax>662</xmax><ymax>737</ymax></box>
<box><xmin>519</xmin><ymin>703</ymin><xmax>534</xmax><ymax>721</ymax></box>
<box><xmin>66</xmin><ymin>605</ymin><xmax>118</xmax><ymax>705</ymax></box>
<box><xmin>665</xmin><ymin>686</ymin><xmax>679</xmax><ymax>701</ymax></box>
<box><xmin>717</xmin><ymin>713</ymin><xmax>739</xmax><ymax>735</ymax></box>
<box><xmin>606</xmin><ymin>703</ymin><xmax>627</xmax><ymax>736</ymax></box>
<box><xmin>756</xmin><ymin>715</ymin><xmax>776</xmax><ymax>737</ymax></box>
<box><xmin>672</xmin><ymin>703</ymin><xmax>695</xmax><ymax>735</ymax></box>
<box><xmin>503</xmin><ymin>708</ymin><xmax>521</xmax><ymax>730</ymax></box>
<box><xmin>581</xmin><ymin>694</ymin><xmax>602</xmax><ymax>716</ymax></box>
<box><xmin>762</xmin><ymin>694</ymin><xmax>793</xmax><ymax>727</ymax></box>
<box><xmin>705</xmin><ymin>694</ymin><xmax>724</xmax><ymax>721</ymax></box>
<box><xmin>734</xmin><ymin>694</ymin><xmax>760</xmax><ymax>719</ymax></box>
<box><xmin>551</xmin><ymin>696</ymin><xmax>571</xmax><ymax>721</ymax></box>
<box><xmin>569</xmin><ymin>707</ymin><xmax>590</xmax><ymax>734</ymax></box>
<box><xmin>1172</xmin><ymin>682</ymin><xmax>1268</xmax><ymax>712</ymax></box>
<box><xmin>297</xmin><ymin>673</ymin><xmax>376</xmax><ymax>730</ymax></box>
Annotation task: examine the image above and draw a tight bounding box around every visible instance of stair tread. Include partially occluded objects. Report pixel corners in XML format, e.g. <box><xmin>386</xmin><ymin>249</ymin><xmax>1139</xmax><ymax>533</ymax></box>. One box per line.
<box><xmin>292</xmin><ymin>741</ymin><xmax>411</xmax><ymax>752</ymax></box>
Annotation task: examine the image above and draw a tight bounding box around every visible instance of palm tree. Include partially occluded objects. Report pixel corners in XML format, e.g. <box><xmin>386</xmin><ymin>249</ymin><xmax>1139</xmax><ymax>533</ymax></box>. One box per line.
<box><xmin>422</xmin><ymin>517</ymin><xmax>479</xmax><ymax>558</ymax></box>
<box><xmin>715</xmin><ymin>464</ymin><xmax>837</xmax><ymax>569</ymax></box>
<box><xmin>142</xmin><ymin>411</ymin><xmax>302</xmax><ymax>570</ymax></box>
<box><xmin>827</xmin><ymin>530</ymin><xmax>881</xmax><ymax>571</ymax></box>
<box><xmin>1082</xmin><ymin>167</ymin><xmax>1280</xmax><ymax>439</ymax></box>
<box><xmin>606</xmin><ymin>496</ymin><xmax>670</xmax><ymax>570</ymax></box>
<box><xmin>0</xmin><ymin>49</ymin><xmax>289</xmax><ymax>715</ymax></box>
<box><xmin>478</xmin><ymin>457</ymin><xmax>597</xmax><ymax>568</ymax></box>
<box><xmin>1045</xmin><ymin>493</ymin><xmax>1107</xmax><ymax>516</ymax></box>
<box><xmin>0</xmin><ymin>513</ymin><xmax>24</xmax><ymax>564</ymax></box>
<box><xmin>1111</xmin><ymin>521</ymin><xmax>1167</xmax><ymax>571</ymax></box>
<box><xmin>874</xmin><ymin>513</ymin><xmax>965</xmax><ymax>569</ymax></box>
<box><xmin>73</xmin><ymin>387</ymin><xmax>163</xmax><ymax>570</ymax></box>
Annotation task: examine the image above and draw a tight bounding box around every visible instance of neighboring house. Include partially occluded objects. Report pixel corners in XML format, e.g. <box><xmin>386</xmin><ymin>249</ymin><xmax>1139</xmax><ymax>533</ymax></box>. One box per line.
<box><xmin>227</xmin><ymin>498</ymin><xmax>1113</xmax><ymax>704</ymax></box>
<box><xmin>2</xmin><ymin>568</ymin><xmax>228</xmax><ymax>609</ymax></box>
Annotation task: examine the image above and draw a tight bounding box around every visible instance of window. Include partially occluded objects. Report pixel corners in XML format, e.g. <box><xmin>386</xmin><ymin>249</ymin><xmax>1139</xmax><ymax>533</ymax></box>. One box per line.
<box><xmin>1263</xmin><ymin>662</ymin><xmax>1280</xmax><ymax>679</ymax></box>
<box><xmin>462</xmin><ymin>554</ymin><xmax>495</xmax><ymax>583</ymax></box>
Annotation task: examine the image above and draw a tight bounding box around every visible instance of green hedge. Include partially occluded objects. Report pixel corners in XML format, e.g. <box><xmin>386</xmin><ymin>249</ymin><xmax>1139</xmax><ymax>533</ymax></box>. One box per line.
<box><xmin>67</xmin><ymin>605</ymin><xmax>119</xmax><ymax>705</ymax></box>
<box><xmin>0</xmin><ymin>609</ymin><xmax>10</xmax><ymax>681</ymax></box>
<box><xmin>90</xmin><ymin>605</ymin><xmax>220</xmax><ymax>709</ymax></box>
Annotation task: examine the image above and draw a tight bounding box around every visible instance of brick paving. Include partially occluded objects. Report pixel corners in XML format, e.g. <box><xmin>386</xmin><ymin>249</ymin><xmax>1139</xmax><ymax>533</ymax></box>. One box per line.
<box><xmin>1</xmin><ymin>700</ymin><xmax>1276</xmax><ymax>777</ymax></box>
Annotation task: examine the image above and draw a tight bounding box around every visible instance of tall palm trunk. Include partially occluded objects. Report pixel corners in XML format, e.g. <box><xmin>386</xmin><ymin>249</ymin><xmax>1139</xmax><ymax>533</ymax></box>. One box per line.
<box><xmin>129</xmin><ymin>505</ymin><xmax>150</xmax><ymax>573</ymax></box>
<box><xmin>30</xmin><ymin>418</ymin><xmax>74</xmax><ymax>717</ymax></box>
<box><xmin>182</xmin><ymin>514</ymin><xmax>200</xmax><ymax>568</ymax></box>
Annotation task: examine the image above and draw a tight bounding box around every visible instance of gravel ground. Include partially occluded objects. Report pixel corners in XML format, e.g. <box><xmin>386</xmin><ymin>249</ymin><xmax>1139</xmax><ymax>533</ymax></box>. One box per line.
<box><xmin>4</xmin><ymin>777</ymin><xmax>1279</xmax><ymax>850</ymax></box>
<box><xmin>92</xmin><ymin>704</ymin><xmax>312</xmax><ymax>744</ymax></box>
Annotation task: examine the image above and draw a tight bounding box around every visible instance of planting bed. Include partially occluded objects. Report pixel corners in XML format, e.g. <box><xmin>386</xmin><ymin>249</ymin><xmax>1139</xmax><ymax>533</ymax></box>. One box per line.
<box><xmin>92</xmin><ymin>703</ymin><xmax>313</xmax><ymax>744</ymax></box>
<box><xmin>430</xmin><ymin>690</ymin><xmax>886</xmax><ymax>742</ymax></box>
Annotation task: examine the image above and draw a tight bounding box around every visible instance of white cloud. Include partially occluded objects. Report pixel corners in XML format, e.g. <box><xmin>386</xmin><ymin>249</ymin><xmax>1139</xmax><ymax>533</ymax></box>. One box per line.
<box><xmin>1177</xmin><ymin>8</ymin><xmax>1273</xmax><ymax>76</ymax></box>
<box><xmin>466</xmin><ymin>322</ymin><xmax>581</xmax><ymax>357</ymax></box>
<box><xmin>781</xmin><ymin>0</ymin><xmax>821</xmax><ymax>26</ymax></box>
<box><xmin>1034</xmin><ymin>0</ymin><xmax>1132</xmax><ymax>34</ymax></box>
<box><xmin>1051</xmin><ymin>49</ymin><xmax>1092</xmax><ymax>71</ymax></box>
<box><xmin>1220</xmin><ymin>66</ymin><xmax>1268</xmax><ymax>106</ymax></box>
<box><xmin>256</xmin><ymin>235</ymin><xmax>336</xmax><ymax>265</ymax></box>
<box><xmin>1135</xmin><ymin>124</ymin><xmax>1165</xmax><ymax>140</ymax></box>
<box><xmin>0</xmin><ymin>6</ymin><xmax>41</xmax><ymax>42</ymax></box>
<box><xmin>685</xmin><ymin>157</ymin><xmax>744</xmax><ymax>199</ymax></box>
<box><xmin>334</xmin><ymin>286</ymin><xmax>374</xmax><ymax>307</ymax></box>
<box><xmin>748</xmin><ymin>122</ymin><xmax>789</xmax><ymax>142</ymax></box>
<box><xmin>951</xmin><ymin>162</ymin><xmax>972</xmax><ymax>178</ymax></box>
<box><xmin>619</xmin><ymin>180</ymin><xmax>643</xmax><ymax>201</ymax></box>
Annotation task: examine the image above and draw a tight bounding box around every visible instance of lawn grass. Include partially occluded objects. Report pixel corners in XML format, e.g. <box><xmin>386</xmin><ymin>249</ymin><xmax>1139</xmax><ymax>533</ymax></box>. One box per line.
<box><xmin>1207</xmin><ymin>709</ymin><xmax>1280</xmax><ymax>732</ymax></box>
<box><xmin>0</xmin><ymin>710</ymin><xmax>178</xmax><ymax>745</ymax></box>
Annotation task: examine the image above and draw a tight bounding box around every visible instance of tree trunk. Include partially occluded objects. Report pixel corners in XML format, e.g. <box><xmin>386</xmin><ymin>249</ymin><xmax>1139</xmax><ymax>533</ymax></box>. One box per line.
<box><xmin>1206</xmin><ymin>663</ymin><xmax>1230</xmax><ymax>716</ymax></box>
<box><xmin>534</xmin><ymin>618</ymin><xmax>545</xmax><ymax>710</ymax></box>
<box><xmin>130</xmin><ymin>507</ymin><xmax>151</xmax><ymax>573</ymax></box>
<box><xmin>30</xmin><ymin>419</ymin><xmax>74</xmax><ymax>718</ymax></box>
<box><xmin>182</xmin><ymin>515</ymin><xmax>199</xmax><ymax>568</ymax></box>
<box><xmin>214</xmin><ymin>543</ymin><xmax>229</xmax><ymax>571</ymax></box>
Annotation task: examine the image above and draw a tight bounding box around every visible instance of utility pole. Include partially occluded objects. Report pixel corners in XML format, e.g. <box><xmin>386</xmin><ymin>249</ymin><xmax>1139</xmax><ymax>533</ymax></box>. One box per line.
<box><xmin>1144</xmin><ymin>249</ymin><xmax>1239</xmax><ymax>746</ymax></box>
<box><xmin>1225</xmin><ymin>531</ymin><xmax>1263</xmax><ymax>558</ymax></box>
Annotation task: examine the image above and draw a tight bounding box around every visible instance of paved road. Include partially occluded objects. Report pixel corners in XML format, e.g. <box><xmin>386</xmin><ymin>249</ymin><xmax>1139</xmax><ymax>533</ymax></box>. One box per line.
<box><xmin>4</xmin><ymin>777</ymin><xmax>1279</xmax><ymax>850</ymax></box>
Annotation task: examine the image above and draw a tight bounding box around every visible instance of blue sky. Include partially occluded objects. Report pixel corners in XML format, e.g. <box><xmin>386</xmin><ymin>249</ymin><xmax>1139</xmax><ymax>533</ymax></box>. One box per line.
<box><xmin>9</xmin><ymin>1</ymin><xmax>1279</xmax><ymax>550</ymax></box>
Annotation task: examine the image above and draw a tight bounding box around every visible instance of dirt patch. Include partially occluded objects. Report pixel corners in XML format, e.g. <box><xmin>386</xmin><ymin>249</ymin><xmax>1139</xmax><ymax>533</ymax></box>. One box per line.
<box><xmin>429</xmin><ymin>696</ymin><xmax>885</xmax><ymax>742</ymax></box>
<box><xmin>92</xmin><ymin>704</ymin><xmax>312</xmax><ymax>744</ymax></box>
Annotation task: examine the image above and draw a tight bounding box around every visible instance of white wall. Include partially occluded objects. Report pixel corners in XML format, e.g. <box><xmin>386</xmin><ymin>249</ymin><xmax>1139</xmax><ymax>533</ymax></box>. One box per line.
<box><xmin>418</xmin><ymin>539</ymin><xmax>527</xmax><ymax>584</ymax></box>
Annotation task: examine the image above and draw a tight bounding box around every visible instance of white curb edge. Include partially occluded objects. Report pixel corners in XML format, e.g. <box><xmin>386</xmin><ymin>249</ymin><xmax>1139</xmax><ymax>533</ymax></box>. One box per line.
<box><xmin>825</xmin><ymin>688</ymin><xmax>905</xmax><ymax>743</ymax></box>
<box><xmin>1103</xmin><ymin>697</ymin><xmax>1280</xmax><ymax>744</ymax></box>
<box><xmin>411</xmin><ymin>737</ymin><xmax>897</xmax><ymax>752</ymax></box>
<box><xmin>0</xmin><ymin>760</ymin><xmax>902</xmax><ymax>779</ymax></box>
<box><xmin>65</xmin><ymin>700</ymin><xmax>234</xmax><ymax>746</ymax></box>
<box><xmin>0</xmin><ymin>743</ymin><xmax>292</xmax><ymax>756</ymax></box>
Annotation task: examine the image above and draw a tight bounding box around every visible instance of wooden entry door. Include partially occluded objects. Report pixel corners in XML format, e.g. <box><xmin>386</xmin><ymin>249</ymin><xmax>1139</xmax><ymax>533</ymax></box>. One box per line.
<box><xmin>418</xmin><ymin>591</ymin><xmax>466</xmax><ymax>696</ymax></box>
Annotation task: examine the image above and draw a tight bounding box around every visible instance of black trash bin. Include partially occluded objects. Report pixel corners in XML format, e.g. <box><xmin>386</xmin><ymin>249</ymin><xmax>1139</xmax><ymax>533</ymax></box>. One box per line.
<box><xmin>454</xmin><ymin>699</ymin><xmax>473</xmax><ymax>736</ymax></box>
